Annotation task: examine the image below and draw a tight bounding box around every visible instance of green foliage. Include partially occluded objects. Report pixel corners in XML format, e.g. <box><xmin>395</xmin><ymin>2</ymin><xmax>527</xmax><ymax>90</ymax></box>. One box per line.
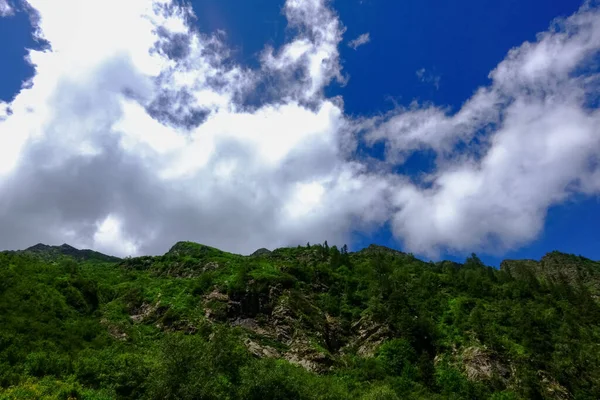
<box><xmin>376</xmin><ymin>339</ymin><xmax>416</xmax><ymax>376</ymax></box>
<box><xmin>359</xmin><ymin>385</ymin><xmax>400</xmax><ymax>400</ymax></box>
<box><xmin>0</xmin><ymin>243</ymin><xmax>599</xmax><ymax>399</ymax></box>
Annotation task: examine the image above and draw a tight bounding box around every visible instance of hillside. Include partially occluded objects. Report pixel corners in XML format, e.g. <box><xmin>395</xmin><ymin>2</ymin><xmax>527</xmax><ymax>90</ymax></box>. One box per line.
<box><xmin>0</xmin><ymin>242</ymin><xmax>599</xmax><ymax>399</ymax></box>
<box><xmin>18</xmin><ymin>243</ymin><xmax>122</xmax><ymax>263</ymax></box>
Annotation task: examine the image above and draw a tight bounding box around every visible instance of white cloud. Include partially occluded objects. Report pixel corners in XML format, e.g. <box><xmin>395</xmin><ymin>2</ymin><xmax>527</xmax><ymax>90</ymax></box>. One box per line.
<box><xmin>0</xmin><ymin>0</ymin><xmax>389</xmax><ymax>257</ymax></box>
<box><xmin>0</xmin><ymin>0</ymin><xmax>598</xmax><ymax>259</ymax></box>
<box><xmin>93</xmin><ymin>215</ymin><xmax>139</xmax><ymax>257</ymax></box>
<box><xmin>348</xmin><ymin>32</ymin><xmax>370</xmax><ymax>49</ymax></box>
<box><xmin>367</xmin><ymin>4</ymin><xmax>600</xmax><ymax>256</ymax></box>
<box><xmin>0</xmin><ymin>0</ymin><xmax>13</xmax><ymax>17</ymax></box>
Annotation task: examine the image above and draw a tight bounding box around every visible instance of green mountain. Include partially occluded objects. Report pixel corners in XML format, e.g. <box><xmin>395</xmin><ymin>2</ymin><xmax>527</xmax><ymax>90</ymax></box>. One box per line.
<box><xmin>10</xmin><ymin>243</ymin><xmax>122</xmax><ymax>263</ymax></box>
<box><xmin>501</xmin><ymin>251</ymin><xmax>600</xmax><ymax>300</ymax></box>
<box><xmin>0</xmin><ymin>242</ymin><xmax>599</xmax><ymax>399</ymax></box>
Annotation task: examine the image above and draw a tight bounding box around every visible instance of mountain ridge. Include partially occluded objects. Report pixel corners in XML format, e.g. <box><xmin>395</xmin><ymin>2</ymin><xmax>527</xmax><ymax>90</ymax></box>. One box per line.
<box><xmin>6</xmin><ymin>242</ymin><xmax>123</xmax><ymax>263</ymax></box>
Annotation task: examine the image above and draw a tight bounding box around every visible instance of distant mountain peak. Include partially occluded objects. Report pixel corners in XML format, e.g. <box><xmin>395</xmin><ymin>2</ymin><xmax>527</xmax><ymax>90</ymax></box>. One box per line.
<box><xmin>21</xmin><ymin>243</ymin><xmax>121</xmax><ymax>263</ymax></box>
<box><xmin>501</xmin><ymin>251</ymin><xmax>600</xmax><ymax>297</ymax></box>
<box><xmin>26</xmin><ymin>243</ymin><xmax>53</xmax><ymax>251</ymax></box>
<box><xmin>251</xmin><ymin>248</ymin><xmax>272</xmax><ymax>257</ymax></box>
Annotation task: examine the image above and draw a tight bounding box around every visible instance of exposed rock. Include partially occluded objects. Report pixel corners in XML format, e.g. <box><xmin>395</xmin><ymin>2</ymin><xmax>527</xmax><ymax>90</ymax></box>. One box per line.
<box><xmin>538</xmin><ymin>371</ymin><xmax>572</xmax><ymax>400</ymax></box>
<box><xmin>346</xmin><ymin>315</ymin><xmax>391</xmax><ymax>357</ymax></box>
<box><xmin>203</xmin><ymin>284</ymin><xmax>282</xmax><ymax>322</ymax></box>
<box><xmin>244</xmin><ymin>338</ymin><xmax>280</xmax><ymax>358</ymax></box>
<box><xmin>285</xmin><ymin>338</ymin><xmax>332</xmax><ymax>373</ymax></box>
<box><xmin>323</xmin><ymin>314</ymin><xmax>344</xmax><ymax>352</ymax></box>
<box><xmin>269</xmin><ymin>291</ymin><xmax>328</xmax><ymax>344</ymax></box>
<box><xmin>164</xmin><ymin>319</ymin><xmax>198</xmax><ymax>334</ymax></box>
<box><xmin>206</xmin><ymin>289</ymin><xmax>229</xmax><ymax>302</ymax></box>
<box><xmin>130</xmin><ymin>301</ymin><xmax>163</xmax><ymax>323</ymax></box>
<box><xmin>202</xmin><ymin>261</ymin><xmax>220</xmax><ymax>272</ymax></box>
<box><xmin>201</xmin><ymin>286</ymin><xmax>336</xmax><ymax>373</ymax></box>
<box><xmin>203</xmin><ymin>291</ymin><xmax>229</xmax><ymax>320</ymax></box>
<box><xmin>501</xmin><ymin>251</ymin><xmax>600</xmax><ymax>299</ymax></box>
<box><xmin>461</xmin><ymin>346</ymin><xmax>510</xmax><ymax>382</ymax></box>
<box><xmin>228</xmin><ymin>281</ymin><xmax>278</xmax><ymax>318</ymax></box>
<box><xmin>270</xmin><ymin>295</ymin><xmax>296</xmax><ymax>344</ymax></box>
<box><xmin>232</xmin><ymin>318</ymin><xmax>272</xmax><ymax>337</ymax></box>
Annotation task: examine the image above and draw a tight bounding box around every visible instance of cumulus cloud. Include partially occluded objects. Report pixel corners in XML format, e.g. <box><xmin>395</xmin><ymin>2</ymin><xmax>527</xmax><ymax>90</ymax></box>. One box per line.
<box><xmin>367</xmin><ymin>3</ymin><xmax>600</xmax><ymax>256</ymax></box>
<box><xmin>0</xmin><ymin>0</ymin><xmax>389</xmax><ymax>257</ymax></box>
<box><xmin>0</xmin><ymin>0</ymin><xmax>598</xmax><ymax>258</ymax></box>
<box><xmin>348</xmin><ymin>33</ymin><xmax>370</xmax><ymax>50</ymax></box>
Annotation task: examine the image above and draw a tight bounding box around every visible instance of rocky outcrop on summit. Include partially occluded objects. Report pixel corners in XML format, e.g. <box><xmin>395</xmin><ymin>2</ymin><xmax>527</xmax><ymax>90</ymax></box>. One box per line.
<box><xmin>501</xmin><ymin>251</ymin><xmax>600</xmax><ymax>298</ymax></box>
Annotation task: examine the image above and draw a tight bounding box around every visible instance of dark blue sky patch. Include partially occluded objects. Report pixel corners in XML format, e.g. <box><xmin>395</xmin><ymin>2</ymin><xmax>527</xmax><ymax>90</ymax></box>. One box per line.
<box><xmin>354</xmin><ymin>139</ymin><xmax>385</xmax><ymax>162</ymax></box>
<box><xmin>189</xmin><ymin>0</ymin><xmax>287</xmax><ymax>68</ymax></box>
<box><xmin>480</xmin><ymin>197</ymin><xmax>600</xmax><ymax>266</ymax></box>
<box><xmin>0</xmin><ymin>6</ymin><xmax>48</xmax><ymax>101</ymax></box>
<box><xmin>574</xmin><ymin>53</ymin><xmax>600</xmax><ymax>109</ymax></box>
<box><xmin>330</xmin><ymin>0</ymin><xmax>582</xmax><ymax>116</ymax></box>
<box><xmin>392</xmin><ymin>149</ymin><xmax>437</xmax><ymax>183</ymax></box>
<box><xmin>351</xmin><ymin>221</ymin><xmax>399</xmax><ymax>253</ymax></box>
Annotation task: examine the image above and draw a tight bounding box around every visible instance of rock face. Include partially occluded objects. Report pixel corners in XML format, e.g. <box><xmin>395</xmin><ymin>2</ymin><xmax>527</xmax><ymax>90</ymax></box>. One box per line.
<box><xmin>460</xmin><ymin>347</ymin><xmax>510</xmax><ymax>382</ymax></box>
<box><xmin>538</xmin><ymin>371</ymin><xmax>572</xmax><ymax>400</ymax></box>
<box><xmin>345</xmin><ymin>316</ymin><xmax>391</xmax><ymax>357</ymax></box>
<box><xmin>130</xmin><ymin>301</ymin><xmax>165</xmax><ymax>323</ymax></box>
<box><xmin>501</xmin><ymin>251</ymin><xmax>600</xmax><ymax>298</ymax></box>
<box><xmin>201</xmin><ymin>286</ymin><xmax>341</xmax><ymax>373</ymax></box>
<box><xmin>244</xmin><ymin>338</ymin><xmax>280</xmax><ymax>358</ymax></box>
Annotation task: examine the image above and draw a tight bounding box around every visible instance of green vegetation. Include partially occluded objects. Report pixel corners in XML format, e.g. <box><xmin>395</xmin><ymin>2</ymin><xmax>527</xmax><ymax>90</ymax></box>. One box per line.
<box><xmin>1</xmin><ymin>241</ymin><xmax>599</xmax><ymax>399</ymax></box>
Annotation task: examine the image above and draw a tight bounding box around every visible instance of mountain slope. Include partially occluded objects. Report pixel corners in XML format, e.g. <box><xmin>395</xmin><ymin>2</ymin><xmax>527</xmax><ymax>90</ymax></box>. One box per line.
<box><xmin>0</xmin><ymin>242</ymin><xmax>599</xmax><ymax>399</ymax></box>
<box><xmin>15</xmin><ymin>243</ymin><xmax>122</xmax><ymax>263</ymax></box>
<box><xmin>501</xmin><ymin>251</ymin><xmax>600</xmax><ymax>299</ymax></box>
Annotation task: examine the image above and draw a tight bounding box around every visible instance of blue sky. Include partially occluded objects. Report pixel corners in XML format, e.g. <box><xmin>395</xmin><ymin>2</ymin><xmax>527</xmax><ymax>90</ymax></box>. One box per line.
<box><xmin>0</xmin><ymin>0</ymin><xmax>598</xmax><ymax>266</ymax></box>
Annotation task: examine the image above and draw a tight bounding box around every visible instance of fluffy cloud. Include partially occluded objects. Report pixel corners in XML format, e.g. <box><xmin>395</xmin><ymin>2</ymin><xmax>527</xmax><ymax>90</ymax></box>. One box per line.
<box><xmin>368</xmin><ymin>3</ymin><xmax>600</xmax><ymax>256</ymax></box>
<box><xmin>0</xmin><ymin>0</ymin><xmax>13</xmax><ymax>17</ymax></box>
<box><xmin>0</xmin><ymin>0</ymin><xmax>598</xmax><ymax>258</ymax></box>
<box><xmin>0</xmin><ymin>0</ymin><xmax>389</xmax><ymax>257</ymax></box>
